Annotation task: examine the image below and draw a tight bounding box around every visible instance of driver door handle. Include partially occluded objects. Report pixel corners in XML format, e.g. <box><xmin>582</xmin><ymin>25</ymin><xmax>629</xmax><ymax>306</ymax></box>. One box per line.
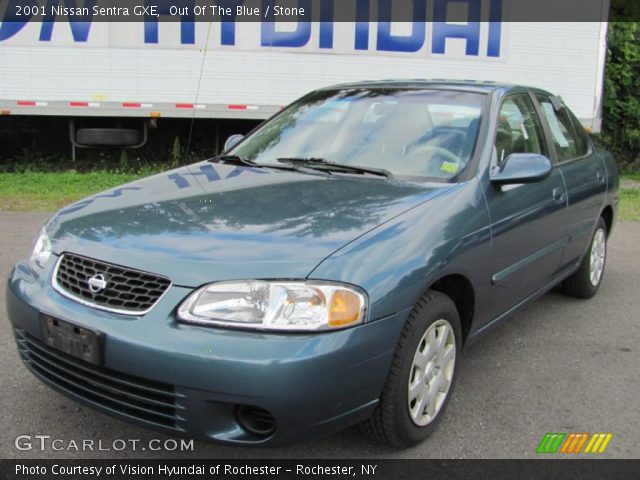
<box><xmin>552</xmin><ymin>187</ymin><xmax>566</xmax><ymax>204</ymax></box>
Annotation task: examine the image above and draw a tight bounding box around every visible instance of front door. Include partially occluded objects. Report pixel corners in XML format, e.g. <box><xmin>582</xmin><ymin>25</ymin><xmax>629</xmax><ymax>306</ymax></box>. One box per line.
<box><xmin>484</xmin><ymin>92</ymin><xmax>568</xmax><ymax>320</ymax></box>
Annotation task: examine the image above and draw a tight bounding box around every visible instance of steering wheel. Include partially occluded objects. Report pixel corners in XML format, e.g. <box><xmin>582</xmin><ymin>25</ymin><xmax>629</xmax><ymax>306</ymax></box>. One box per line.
<box><xmin>405</xmin><ymin>145</ymin><xmax>463</xmax><ymax>177</ymax></box>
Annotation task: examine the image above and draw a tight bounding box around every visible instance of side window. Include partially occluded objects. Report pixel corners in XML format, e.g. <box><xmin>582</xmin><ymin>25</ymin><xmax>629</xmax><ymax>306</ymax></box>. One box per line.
<box><xmin>495</xmin><ymin>94</ymin><xmax>547</xmax><ymax>164</ymax></box>
<box><xmin>536</xmin><ymin>95</ymin><xmax>589</xmax><ymax>162</ymax></box>
<box><xmin>567</xmin><ymin>108</ymin><xmax>590</xmax><ymax>157</ymax></box>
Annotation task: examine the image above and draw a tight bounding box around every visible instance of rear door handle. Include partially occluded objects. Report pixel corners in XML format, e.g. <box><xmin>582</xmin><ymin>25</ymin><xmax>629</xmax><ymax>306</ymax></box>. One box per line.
<box><xmin>596</xmin><ymin>171</ymin><xmax>606</xmax><ymax>184</ymax></box>
<box><xmin>552</xmin><ymin>187</ymin><xmax>566</xmax><ymax>203</ymax></box>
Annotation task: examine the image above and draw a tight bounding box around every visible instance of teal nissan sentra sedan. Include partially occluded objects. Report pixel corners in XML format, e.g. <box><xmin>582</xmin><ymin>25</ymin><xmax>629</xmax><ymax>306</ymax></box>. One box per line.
<box><xmin>7</xmin><ymin>81</ymin><xmax>618</xmax><ymax>447</ymax></box>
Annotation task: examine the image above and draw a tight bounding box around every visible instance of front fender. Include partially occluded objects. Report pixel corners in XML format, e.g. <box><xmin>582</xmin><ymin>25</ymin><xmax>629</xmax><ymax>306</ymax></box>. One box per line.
<box><xmin>308</xmin><ymin>179</ymin><xmax>492</xmax><ymax>324</ymax></box>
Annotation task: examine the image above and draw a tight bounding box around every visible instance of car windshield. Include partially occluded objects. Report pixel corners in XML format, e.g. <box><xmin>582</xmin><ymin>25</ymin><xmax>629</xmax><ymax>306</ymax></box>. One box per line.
<box><xmin>230</xmin><ymin>88</ymin><xmax>486</xmax><ymax>182</ymax></box>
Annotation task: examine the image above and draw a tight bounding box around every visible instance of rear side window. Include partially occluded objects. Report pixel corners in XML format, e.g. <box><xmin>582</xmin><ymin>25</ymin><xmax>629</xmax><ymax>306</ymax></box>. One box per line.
<box><xmin>566</xmin><ymin>108</ymin><xmax>591</xmax><ymax>155</ymax></box>
<box><xmin>536</xmin><ymin>95</ymin><xmax>589</xmax><ymax>162</ymax></box>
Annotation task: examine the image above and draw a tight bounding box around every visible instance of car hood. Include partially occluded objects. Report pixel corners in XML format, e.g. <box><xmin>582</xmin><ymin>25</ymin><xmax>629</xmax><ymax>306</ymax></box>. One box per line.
<box><xmin>47</xmin><ymin>162</ymin><xmax>451</xmax><ymax>287</ymax></box>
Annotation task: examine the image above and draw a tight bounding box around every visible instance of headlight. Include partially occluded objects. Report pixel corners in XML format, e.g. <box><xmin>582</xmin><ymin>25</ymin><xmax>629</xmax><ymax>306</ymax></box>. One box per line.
<box><xmin>177</xmin><ymin>281</ymin><xmax>367</xmax><ymax>331</ymax></box>
<box><xmin>29</xmin><ymin>227</ymin><xmax>52</xmax><ymax>271</ymax></box>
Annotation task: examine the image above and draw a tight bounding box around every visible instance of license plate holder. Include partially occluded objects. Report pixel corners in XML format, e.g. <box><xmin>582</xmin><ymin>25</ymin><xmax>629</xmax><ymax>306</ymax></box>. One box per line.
<box><xmin>39</xmin><ymin>315</ymin><xmax>104</xmax><ymax>366</ymax></box>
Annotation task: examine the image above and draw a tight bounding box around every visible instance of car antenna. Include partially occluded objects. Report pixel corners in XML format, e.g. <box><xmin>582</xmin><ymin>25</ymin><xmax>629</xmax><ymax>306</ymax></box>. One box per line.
<box><xmin>182</xmin><ymin>21</ymin><xmax>213</xmax><ymax>194</ymax></box>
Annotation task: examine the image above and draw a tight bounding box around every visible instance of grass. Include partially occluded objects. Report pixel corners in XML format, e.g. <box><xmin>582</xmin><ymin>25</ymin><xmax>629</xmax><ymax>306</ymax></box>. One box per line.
<box><xmin>0</xmin><ymin>171</ymin><xmax>639</xmax><ymax>222</ymax></box>
<box><xmin>620</xmin><ymin>184</ymin><xmax>640</xmax><ymax>222</ymax></box>
<box><xmin>0</xmin><ymin>172</ymin><xmax>147</xmax><ymax>212</ymax></box>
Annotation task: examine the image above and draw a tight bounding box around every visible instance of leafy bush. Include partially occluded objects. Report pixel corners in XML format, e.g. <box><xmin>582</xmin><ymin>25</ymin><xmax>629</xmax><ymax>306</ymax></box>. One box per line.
<box><xmin>602</xmin><ymin>9</ymin><xmax>640</xmax><ymax>170</ymax></box>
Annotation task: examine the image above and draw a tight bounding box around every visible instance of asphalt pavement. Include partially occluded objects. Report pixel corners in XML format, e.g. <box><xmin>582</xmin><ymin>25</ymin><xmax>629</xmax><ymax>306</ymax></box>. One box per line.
<box><xmin>1</xmin><ymin>212</ymin><xmax>638</xmax><ymax>459</ymax></box>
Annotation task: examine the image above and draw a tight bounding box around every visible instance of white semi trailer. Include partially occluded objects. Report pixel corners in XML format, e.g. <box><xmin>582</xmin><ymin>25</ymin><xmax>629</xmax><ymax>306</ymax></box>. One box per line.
<box><xmin>0</xmin><ymin>1</ymin><xmax>609</xmax><ymax>154</ymax></box>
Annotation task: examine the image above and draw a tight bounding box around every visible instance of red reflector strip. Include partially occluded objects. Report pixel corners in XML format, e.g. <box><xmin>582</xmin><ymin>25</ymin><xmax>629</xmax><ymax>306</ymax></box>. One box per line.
<box><xmin>17</xmin><ymin>101</ymin><xmax>47</xmax><ymax>107</ymax></box>
<box><xmin>123</xmin><ymin>102</ymin><xmax>152</xmax><ymax>108</ymax></box>
<box><xmin>175</xmin><ymin>103</ymin><xmax>205</xmax><ymax>109</ymax></box>
<box><xmin>70</xmin><ymin>102</ymin><xmax>100</xmax><ymax>107</ymax></box>
<box><xmin>229</xmin><ymin>104</ymin><xmax>258</xmax><ymax>111</ymax></box>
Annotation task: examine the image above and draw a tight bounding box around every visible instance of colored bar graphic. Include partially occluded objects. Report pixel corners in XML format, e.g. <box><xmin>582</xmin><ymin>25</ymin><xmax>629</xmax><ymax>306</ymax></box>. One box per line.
<box><xmin>584</xmin><ymin>433</ymin><xmax>613</xmax><ymax>454</ymax></box>
<box><xmin>598</xmin><ymin>434</ymin><xmax>613</xmax><ymax>453</ymax></box>
<box><xmin>537</xmin><ymin>433</ymin><xmax>566</xmax><ymax>453</ymax></box>
<box><xmin>538</xmin><ymin>433</ymin><xmax>613</xmax><ymax>454</ymax></box>
<box><xmin>560</xmin><ymin>433</ymin><xmax>575</xmax><ymax>453</ymax></box>
<box><xmin>560</xmin><ymin>433</ymin><xmax>589</xmax><ymax>454</ymax></box>
<box><xmin>573</xmin><ymin>433</ymin><xmax>590</xmax><ymax>453</ymax></box>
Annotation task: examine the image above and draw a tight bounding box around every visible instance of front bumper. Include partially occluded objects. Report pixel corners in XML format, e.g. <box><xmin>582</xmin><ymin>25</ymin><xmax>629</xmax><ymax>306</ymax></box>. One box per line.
<box><xmin>6</xmin><ymin>258</ymin><xmax>409</xmax><ymax>446</ymax></box>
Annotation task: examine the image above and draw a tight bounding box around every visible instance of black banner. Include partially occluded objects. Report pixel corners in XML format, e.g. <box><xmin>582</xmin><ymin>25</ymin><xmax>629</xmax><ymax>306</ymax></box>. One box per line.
<box><xmin>0</xmin><ymin>0</ymin><xmax>619</xmax><ymax>23</ymax></box>
<box><xmin>2</xmin><ymin>460</ymin><xmax>640</xmax><ymax>480</ymax></box>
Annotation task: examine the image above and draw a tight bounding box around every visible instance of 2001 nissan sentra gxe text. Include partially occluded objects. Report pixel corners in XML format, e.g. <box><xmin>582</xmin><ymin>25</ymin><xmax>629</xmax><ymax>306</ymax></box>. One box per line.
<box><xmin>6</xmin><ymin>81</ymin><xmax>619</xmax><ymax>447</ymax></box>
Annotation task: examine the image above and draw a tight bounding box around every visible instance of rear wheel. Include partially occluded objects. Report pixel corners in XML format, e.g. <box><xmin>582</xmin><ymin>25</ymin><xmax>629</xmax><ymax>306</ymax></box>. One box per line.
<box><xmin>563</xmin><ymin>217</ymin><xmax>607</xmax><ymax>299</ymax></box>
<box><xmin>362</xmin><ymin>291</ymin><xmax>461</xmax><ymax>447</ymax></box>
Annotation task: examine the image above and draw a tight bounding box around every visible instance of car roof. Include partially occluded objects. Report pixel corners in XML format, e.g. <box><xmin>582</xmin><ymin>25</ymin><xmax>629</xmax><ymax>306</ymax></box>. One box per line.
<box><xmin>320</xmin><ymin>79</ymin><xmax>546</xmax><ymax>95</ymax></box>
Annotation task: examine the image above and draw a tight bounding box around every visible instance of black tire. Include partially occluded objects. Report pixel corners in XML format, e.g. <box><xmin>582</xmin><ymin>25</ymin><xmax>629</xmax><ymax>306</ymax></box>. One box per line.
<box><xmin>362</xmin><ymin>290</ymin><xmax>462</xmax><ymax>447</ymax></box>
<box><xmin>563</xmin><ymin>217</ymin><xmax>608</xmax><ymax>299</ymax></box>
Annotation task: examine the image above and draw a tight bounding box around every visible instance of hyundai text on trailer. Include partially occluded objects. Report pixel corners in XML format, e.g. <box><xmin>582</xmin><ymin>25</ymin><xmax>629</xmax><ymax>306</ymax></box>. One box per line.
<box><xmin>7</xmin><ymin>80</ymin><xmax>619</xmax><ymax>446</ymax></box>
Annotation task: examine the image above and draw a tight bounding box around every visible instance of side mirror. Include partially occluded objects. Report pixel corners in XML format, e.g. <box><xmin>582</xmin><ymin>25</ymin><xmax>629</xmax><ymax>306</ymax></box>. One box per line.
<box><xmin>490</xmin><ymin>153</ymin><xmax>552</xmax><ymax>185</ymax></box>
<box><xmin>224</xmin><ymin>134</ymin><xmax>244</xmax><ymax>152</ymax></box>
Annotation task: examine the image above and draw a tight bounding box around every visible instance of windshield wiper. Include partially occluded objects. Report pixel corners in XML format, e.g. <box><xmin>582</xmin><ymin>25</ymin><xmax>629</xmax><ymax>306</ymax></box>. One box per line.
<box><xmin>210</xmin><ymin>155</ymin><xmax>257</xmax><ymax>167</ymax></box>
<box><xmin>277</xmin><ymin>157</ymin><xmax>395</xmax><ymax>180</ymax></box>
<box><xmin>211</xmin><ymin>154</ymin><xmax>329</xmax><ymax>175</ymax></box>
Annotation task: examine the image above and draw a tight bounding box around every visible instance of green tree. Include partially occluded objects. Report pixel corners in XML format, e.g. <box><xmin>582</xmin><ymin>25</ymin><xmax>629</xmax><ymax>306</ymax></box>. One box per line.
<box><xmin>602</xmin><ymin>7</ymin><xmax>640</xmax><ymax>169</ymax></box>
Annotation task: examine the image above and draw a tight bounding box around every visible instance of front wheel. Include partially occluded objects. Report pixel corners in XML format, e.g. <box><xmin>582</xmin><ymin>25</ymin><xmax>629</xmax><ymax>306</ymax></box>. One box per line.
<box><xmin>563</xmin><ymin>217</ymin><xmax>608</xmax><ymax>299</ymax></box>
<box><xmin>362</xmin><ymin>291</ymin><xmax>461</xmax><ymax>447</ymax></box>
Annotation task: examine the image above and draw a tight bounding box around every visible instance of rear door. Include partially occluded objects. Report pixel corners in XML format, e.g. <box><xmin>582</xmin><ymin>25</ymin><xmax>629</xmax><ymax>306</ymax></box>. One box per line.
<box><xmin>484</xmin><ymin>92</ymin><xmax>568</xmax><ymax>319</ymax></box>
<box><xmin>534</xmin><ymin>94</ymin><xmax>607</xmax><ymax>271</ymax></box>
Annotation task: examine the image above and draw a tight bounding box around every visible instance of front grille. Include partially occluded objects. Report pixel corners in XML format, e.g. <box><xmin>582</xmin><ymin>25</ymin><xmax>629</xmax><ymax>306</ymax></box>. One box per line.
<box><xmin>54</xmin><ymin>253</ymin><xmax>171</xmax><ymax>315</ymax></box>
<box><xmin>15</xmin><ymin>329</ymin><xmax>184</xmax><ymax>430</ymax></box>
